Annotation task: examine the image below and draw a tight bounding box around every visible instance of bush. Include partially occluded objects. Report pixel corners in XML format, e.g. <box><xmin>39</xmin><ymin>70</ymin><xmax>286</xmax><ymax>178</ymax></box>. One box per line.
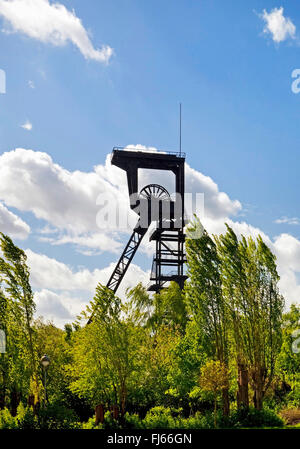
<box><xmin>0</xmin><ymin>408</ymin><xmax>18</xmax><ymax>429</ymax></box>
<box><xmin>285</xmin><ymin>384</ymin><xmax>300</xmax><ymax>408</ymax></box>
<box><xmin>16</xmin><ymin>403</ymin><xmax>38</xmax><ymax>430</ymax></box>
<box><xmin>227</xmin><ymin>407</ymin><xmax>284</xmax><ymax>428</ymax></box>
<box><xmin>124</xmin><ymin>412</ymin><xmax>145</xmax><ymax>429</ymax></box>
<box><xmin>37</xmin><ymin>402</ymin><xmax>79</xmax><ymax>429</ymax></box>
<box><xmin>81</xmin><ymin>417</ymin><xmax>104</xmax><ymax>429</ymax></box>
<box><xmin>101</xmin><ymin>411</ymin><xmax>122</xmax><ymax>430</ymax></box>
<box><xmin>143</xmin><ymin>407</ymin><xmax>177</xmax><ymax>429</ymax></box>
<box><xmin>0</xmin><ymin>404</ymin><xmax>38</xmax><ymax>429</ymax></box>
<box><xmin>180</xmin><ymin>412</ymin><xmax>215</xmax><ymax>429</ymax></box>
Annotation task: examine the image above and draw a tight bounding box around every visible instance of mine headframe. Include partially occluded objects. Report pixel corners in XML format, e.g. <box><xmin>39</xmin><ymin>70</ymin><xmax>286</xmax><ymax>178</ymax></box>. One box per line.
<box><xmin>87</xmin><ymin>147</ymin><xmax>187</xmax><ymax>324</ymax></box>
<box><xmin>105</xmin><ymin>147</ymin><xmax>187</xmax><ymax>294</ymax></box>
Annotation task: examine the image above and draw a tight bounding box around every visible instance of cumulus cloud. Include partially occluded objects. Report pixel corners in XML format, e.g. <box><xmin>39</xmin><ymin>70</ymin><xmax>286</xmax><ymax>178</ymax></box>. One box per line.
<box><xmin>0</xmin><ymin>148</ymin><xmax>130</xmax><ymax>253</ymax></box>
<box><xmin>26</xmin><ymin>249</ymin><xmax>149</xmax><ymax>326</ymax></box>
<box><xmin>26</xmin><ymin>248</ymin><xmax>149</xmax><ymax>292</ymax></box>
<box><xmin>271</xmin><ymin>233</ymin><xmax>300</xmax><ymax>306</ymax></box>
<box><xmin>35</xmin><ymin>289</ymin><xmax>74</xmax><ymax>322</ymax></box>
<box><xmin>1</xmin><ymin>146</ymin><xmax>299</xmax><ymax>322</ymax></box>
<box><xmin>260</xmin><ymin>7</ymin><xmax>296</xmax><ymax>43</ymax></box>
<box><xmin>0</xmin><ymin>148</ymin><xmax>241</xmax><ymax>254</ymax></box>
<box><xmin>21</xmin><ymin>120</ymin><xmax>32</xmax><ymax>131</ymax></box>
<box><xmin>0</xmin><ymin>0</ymin><xmax>113</xmax><ymax>63</ymax></box>
<box><xmin>0</xmin><ymin>202</ymin><xmax>30</xmax><ymax>239</ymax></box>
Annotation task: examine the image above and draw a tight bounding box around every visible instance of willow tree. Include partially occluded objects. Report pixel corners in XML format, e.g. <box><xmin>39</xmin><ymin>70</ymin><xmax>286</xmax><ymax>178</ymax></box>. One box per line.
<box><xmin>214</xmin><ymin>225</ymin><xmax>249</xmax><ymax>408</ymax></box>
<box><xmin>185</xmin><ymin>217</ymin><xmax>230</xmax><ymax>415</ymax></box>
<box><xmin>0</xmin><ymin>233</ymin><xmax>39</xmax><ymax>411</ymax></box>
<box><xmin>216</xmin><ymin>225</ymin><xmax>284</xmax><ymax>410</ymax></box>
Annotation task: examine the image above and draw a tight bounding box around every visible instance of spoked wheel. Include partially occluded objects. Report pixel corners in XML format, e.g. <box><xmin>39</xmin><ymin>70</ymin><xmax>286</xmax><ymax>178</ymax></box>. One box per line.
<box><xmin>139</xmin><ymin>184</ymin><xmax>170</xmax><ymax>201</ymax></box>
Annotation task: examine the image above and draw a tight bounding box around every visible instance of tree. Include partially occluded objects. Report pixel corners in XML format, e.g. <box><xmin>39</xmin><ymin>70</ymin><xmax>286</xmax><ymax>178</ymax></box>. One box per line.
<box><xmin>127</xmin><ymin>281</ymin><xmax>188</xmax><ymax>333</ymax></box>
<box><xmin>185</xmin><ymin>217</ymin><xmax>230</xmax><ymax>415</ymax></box>
<box><xmin>216</xmin><ymin>226</ymin><xmax>284</xmax><ymax>409</ymax></box>
<box><xmin>214</xmin><ymin>225</ymin><xmax>250</xmax><ymax>409</ymax></box>
<box><xmin>69</xmin><ymin>285</ymin><xmax>146</xmax><ymax>415</ymax></box>
<box><xmin>277</xmin><ymin>305</ymin><xmax>300</xmax><ymax>389</ymax></box>
<box><xmin>0</xmin><ymin>233</ymin><xmax>39</xmax><ymax>411</ymax></box>
<box><xmin>34</xmin><ymin>319</ymin><xmax>71</xmax><ymax>404</ymax></box>
<box><xmin>167</xmin><ymin>320</ymin><xmax>207</xmax><ymax>412</ymax></box>
<box><xmin>152</xmin><ymin>282</ymin><xmax>188</xmax><ymax>333</ymax></box>
<box><xmin>199</xmin><ymin>360</ymin><xmax>229</xmax><ymax>427</ymax></box>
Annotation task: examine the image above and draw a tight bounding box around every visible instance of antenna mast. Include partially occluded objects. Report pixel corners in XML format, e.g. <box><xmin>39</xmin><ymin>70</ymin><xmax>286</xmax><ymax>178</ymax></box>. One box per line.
<box><xmin>179</xmin><ymin>103</ymin><xmax>182</xmax><ymax>156</ymax></box>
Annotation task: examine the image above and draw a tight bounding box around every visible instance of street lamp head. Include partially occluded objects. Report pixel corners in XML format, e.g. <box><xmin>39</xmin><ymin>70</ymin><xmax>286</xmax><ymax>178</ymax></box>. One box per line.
<box><xmin>40</xmin><ymin>354</ymin><xmax>50</xmax><ymax>368</ymax></box>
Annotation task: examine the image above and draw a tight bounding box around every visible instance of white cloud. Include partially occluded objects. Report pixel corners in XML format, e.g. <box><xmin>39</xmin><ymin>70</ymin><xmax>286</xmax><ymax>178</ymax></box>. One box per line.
<box><xmin>26</xmin><ymin>249</ymin><xmax>149</xmax><ymax>326</ymax></box>
<box><xmin>39</xmin><ymin>232</ymin><xmax>122</xmax><ymax>255</ymax></box>
<box><xmin>0</xmin><ymin>146</ymin><xmax>299</xmax><ymax>322</ymax></box>
<box><xmin>35</xmin><ymin>289</ymin><xmax>74</xmax><ymax>322</ymax></box>
<box><xmin>0</xmin><ymin>148</ymin><xmax>241</xmax><ymax>255</ymax></box>
<box><xmin>0</xmin><ymin>149</ymin><xmax>130</xmax><ymax>253</ymax></box>
<box><xmin>260</xmin><ymin>7</ymin><xmax>296</xmax><ymax>43</ymax></box>
<box><xmin>21</xmin><ymin>120</ymin><xmax>32</xmax><ymax>131</ymax></box>
<box><xmin>28</xmin><ymin>80</ymin><xmax>35</xmax><ymax>89</ymax></box>
<box><xmin>0</xmin><ymin>202</ymin><xmax>30</xmax><ymax>239</ymax></box>
<box><xmin>0</xmin><ymin>0</ymin><xmax>113</xmax><ymax>63</ymax></box>
<box><xmin>271</xmin><ymin>233</ymin><xmax>300</xmax><ymax>306</ymax></box>
<box><xmin>26</xmin><ymin>248</ymin><xmax>149</xmax><ymax>293</ymax></box>
<box><xmin>274</xmin><ymin>216</ymin><xmax>300</xmax><ymax>225</ymax></box>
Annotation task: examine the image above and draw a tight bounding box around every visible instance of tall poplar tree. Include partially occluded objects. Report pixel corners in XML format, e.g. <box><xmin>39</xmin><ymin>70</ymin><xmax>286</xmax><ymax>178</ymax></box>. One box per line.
<box><xmin>185</xmin><ymin>217</ymin><xmax>230</xmax><ymax>415</ymax></box>
<box><xmin>0</xmin><ymin>233</ymin><xmax>39</xmax><ymax>410</ymax></box>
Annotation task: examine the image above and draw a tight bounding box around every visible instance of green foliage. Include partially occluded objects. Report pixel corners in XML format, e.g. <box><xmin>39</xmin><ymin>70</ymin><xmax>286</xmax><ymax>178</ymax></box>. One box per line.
<box><xmin>80</xmin><ymin>417</ymin><xmax>103</xmax><ymax>429</ymax></box>
<box><xmin>226</xmin><ymin>407</ymin><xmax>284</xmax><ymax>428</ymax></box>
<box><xmin>0</xmin><ymin>407</ymin><xmax>18</xmax><ymax>429</ymax></box>
<box><xmin>37</xmin><ymin>403</ymin><xmax>79</xmax><ymax>429</ymax></box>
<box><xmin>0</xmin><ymin>403</ymin><xmax>37</xmax><ymax>429</ymax></box>
<box><xmin>0</xmin><ymin>231</ymin><xmax>295</xmax><ymax>429</ymax></box>
<box><xmin>68</xmin><ymin>285</ymin><xmax>148</xmax><ymax>412</ymax></box>
<box><xmin>124</xmin><ymin>412</ymin><xmax>145</xmax><ymax>429</ymax></box>
<box><xmin>167</xmin><ymin>320</ymin><xmax>207</xmax><ymax>405</ymax></box>
<box><xmin>143</xmin><ymin>407</ymin><xmax>178</xmax><ymax>429</ymax></box>
<box><xmin>0</xmin><ymin>233</ymin><xmax>40</xmax><ymax>408</ymax></box>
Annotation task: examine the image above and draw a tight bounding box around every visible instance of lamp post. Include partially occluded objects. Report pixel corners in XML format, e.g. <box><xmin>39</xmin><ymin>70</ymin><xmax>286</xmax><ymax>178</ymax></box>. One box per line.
<box><xmin>40</xmin><ymin>354</ymin><xmax>50</xmax><ymax>404</ymax></box>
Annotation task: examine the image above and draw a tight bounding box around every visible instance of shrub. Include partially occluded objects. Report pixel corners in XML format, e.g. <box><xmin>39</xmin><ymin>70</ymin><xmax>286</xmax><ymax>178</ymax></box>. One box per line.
<box><xmin>37</xmin><ymin>402</ymin><xmax>79</xmax><ymax>429</ymax></box>
<box><xmin>81</xmin><ymin>417</ymin><xmax>104</xmax><ymax>429</ymax></box>
<box><xmin>16</xmin><ymin>403</ymin><xmax>38</xmax><ymax>430</ymax></box>
<box><xmin>124</xmin><ymin>412</ymin><xmax>144</xmax><ymax>429</ymax></box>
<box><xmin>143</xmin><ymin>407</ymin><xmax>177</xmax><ymax>429</ymax></box>
<box><xmin>101</xmin><ymin>411</ymin><xmax>122</xmax><ymax>430</ymax></box>
<box><xmin>285</xmin><ymin>384</ymin><xmax>300</xmax><ymax>408</ymax></box>
<box><xmin>0</xmin><ymin>408</ymin><xmax>17</xmax><ymax>429</ymax></box>
<box><xmin>228</xmin><ymin>407</ymin><xmax>284</xmax><ymax>428</ymax></box>
<box><xmin>180</xmin><ymin>412</ymin><xmax>215</xmax><ymax>429</ymax></box>
<box><xmin>0</xmin><ymin>404</ymin><xmax>38</xmax><ymax>429</ymax></box>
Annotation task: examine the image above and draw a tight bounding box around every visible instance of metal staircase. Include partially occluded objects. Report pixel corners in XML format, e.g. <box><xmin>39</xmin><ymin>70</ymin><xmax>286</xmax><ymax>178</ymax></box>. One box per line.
<box><xmin>106</xmin><ymin>224</ymin><xmax>148</xmax><ymax>292</ymax></box>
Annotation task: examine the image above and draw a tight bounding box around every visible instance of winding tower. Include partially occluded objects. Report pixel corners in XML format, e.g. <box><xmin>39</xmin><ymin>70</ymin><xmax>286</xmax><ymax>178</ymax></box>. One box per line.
<box><xmin>106</xmin><ymin>147</ymin><xmax>188</xmax><ymax>294</ymax></box>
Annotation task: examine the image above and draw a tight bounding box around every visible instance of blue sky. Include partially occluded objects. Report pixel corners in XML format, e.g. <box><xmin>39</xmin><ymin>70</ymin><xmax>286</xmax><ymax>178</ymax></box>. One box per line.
<box><xmin>0</xmin><ymin>0</ymin><xmax>300</xmax><ymax>325</ymax></box>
